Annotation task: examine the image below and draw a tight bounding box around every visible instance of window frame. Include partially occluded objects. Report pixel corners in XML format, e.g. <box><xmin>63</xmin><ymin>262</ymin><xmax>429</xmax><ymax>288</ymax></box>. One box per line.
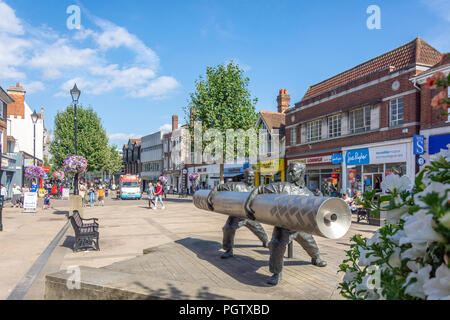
<box><xmin>328</xmin><ymin>114</ymin><xmax>342</xmax><ymax>138</ymax></box>
<box><xmin>390</xmin><ymin>97</ymin><xmax>404</xmax><ymax>127</ymax></box>
<box><xmin>349</xmin><ymin>105</ymin><xmax>371</xmax><ymax>134</ymax></box>
<box><xmin>306</xmin><ymin>120</ymin><xmax>322</xmax><ymax>142</ymax></box>
<box><xmin>290</xmin><ymin>127</ymin><xmax>296</xmax><ymax>146</ymax></box>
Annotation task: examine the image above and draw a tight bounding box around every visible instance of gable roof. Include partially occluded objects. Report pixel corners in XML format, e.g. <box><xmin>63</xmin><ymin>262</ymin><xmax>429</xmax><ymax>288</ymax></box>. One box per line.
<box><xmin>302</xmin><ymin>37</ymin><xmax>441</xmax><ymax>101</ymax></box>
<box><xmin>129</xmin><ymin>138</ymin><xmax>141</xmax><ymax>146</ymax></box>
<box><xmin>259</xmin><ymin>111</ymin><xmax>286</xmax><ymax>131</ymax></box>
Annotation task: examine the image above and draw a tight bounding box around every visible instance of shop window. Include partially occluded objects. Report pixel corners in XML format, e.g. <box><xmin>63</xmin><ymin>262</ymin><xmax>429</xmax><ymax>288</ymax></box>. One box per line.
<box><xmin>385</xmin><ymin>162</ymin><xmax>407</xmax><ymax>176</ymax></box>
<box><xmin>390</xmin><ymin>98</ymin><xmax>404</xmax><ymax>126</ymax></box>
<box><xmin>349</xmin><ymin>106</ymin><xmax>371</xmax><ymax>134</ymax></box>
<box><xmin>306</xmin><ymin>120</ymin><xmax>322</xmax><ymax>142</ymax></box>
<box><xmin>328</xmin><ymin>114</ymin><xmax>341</xmax><ymax>138</ymax></box>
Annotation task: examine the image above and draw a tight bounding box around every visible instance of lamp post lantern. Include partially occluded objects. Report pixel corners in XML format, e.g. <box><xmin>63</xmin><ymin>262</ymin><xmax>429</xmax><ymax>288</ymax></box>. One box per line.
<box><xmin>70</xmin><ymin>84</ymin><xmax>80</xmax><ymax>195</ymax></box>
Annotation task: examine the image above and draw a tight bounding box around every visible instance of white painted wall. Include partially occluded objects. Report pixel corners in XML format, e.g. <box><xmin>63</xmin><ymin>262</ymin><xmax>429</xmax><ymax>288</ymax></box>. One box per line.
<box><xmin>8</xmin><ymin>101</ymin><xmax>44</xmax><ymax>161</ymax></box>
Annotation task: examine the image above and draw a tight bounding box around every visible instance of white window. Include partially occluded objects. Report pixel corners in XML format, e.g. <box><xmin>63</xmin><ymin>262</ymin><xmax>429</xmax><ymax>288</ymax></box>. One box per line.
<box><xmin>390</xmin><ymin>98</ymin><xmax>404</xmax><ymax>126</ymax></box>
<box><xmin>306</xmin><ymin>120</ymin><xmax>322</xmax><ymax>142</ymax></box>
<box><xmin>349</xmin><ymin>106</ymin><xmax>371</xmax><ymax>134</ymax></box>
<box><xmin>290</xmin><ymin>127</ymin><xmax>296</xmax><ymax>146</ymax></box>
<box><xmin>328</xmin><ymin>114</ymin><xmax>342</xmax><ymax>138</ymax></box>
<box><xmin>0</xmin><ymin>102</ymin><xmax>3</xmax><ymax>119</ymax></box>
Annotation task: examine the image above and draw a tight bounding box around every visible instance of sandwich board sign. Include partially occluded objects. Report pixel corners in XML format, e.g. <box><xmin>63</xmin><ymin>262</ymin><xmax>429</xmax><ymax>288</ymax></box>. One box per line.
<box><xmin>23</xmin><ymin>192</ymin><xmax>38</xmax><ymax>213</ymax></box>
<box><xmin>62</xmin><ymin>188</ymin><xmax>70</xmax><ymax>200</ymax></box>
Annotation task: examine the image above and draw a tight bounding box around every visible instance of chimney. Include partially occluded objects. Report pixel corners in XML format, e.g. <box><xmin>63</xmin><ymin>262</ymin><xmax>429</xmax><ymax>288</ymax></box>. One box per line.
<box><xmin>7</xmin><ymin>82</ymin><xmax>26</xmax><ymax>119</ymax></box>
<box><xmin>172</xmin><ymin>115</ymin><xmax>178</xmax><ymax>131</ymax></box>
<box><xmin>277</xmin><ymin>89</ymin><xmax>290</xmax><ymax>113</ymax></box>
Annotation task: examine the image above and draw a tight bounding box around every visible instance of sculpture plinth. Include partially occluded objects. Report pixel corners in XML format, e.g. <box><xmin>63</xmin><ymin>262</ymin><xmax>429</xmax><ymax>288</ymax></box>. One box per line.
<box><xmin>193</xmin><ymin>190</ymin><xmax>351</xmax><ymax>239</ymax></box>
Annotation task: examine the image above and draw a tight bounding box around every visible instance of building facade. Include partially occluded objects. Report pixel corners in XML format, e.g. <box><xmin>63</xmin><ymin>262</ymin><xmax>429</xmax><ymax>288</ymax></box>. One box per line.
<box><xmin>122</xmin><ymin>138</ymin><xmax>141</xmax><ymax>176</ymax></box>
<box><xmin>285</xmin><ymin>37</ymin><xmax>442</xmax><ymax>196</ymax></box>
<box><xmin>410</xmin><ymin>54</ymin><xmax>450</xmax><ymax>164</ymax></box>
<box><xmin>140</xmin><ymin>132</ymin><xmax>164</xmax><ymax>190</ymax></box>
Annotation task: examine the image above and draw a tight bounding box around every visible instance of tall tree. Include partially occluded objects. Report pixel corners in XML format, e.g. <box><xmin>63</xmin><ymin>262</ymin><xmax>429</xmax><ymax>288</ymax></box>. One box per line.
<box><xmin>103</xmin><ymin>145</ymin><xmax>123</xmax><ymax>183</ymax></box>
<box><xmin>185</xmin><ymin>61</ymin><xmax>258</xmax><ymax>183</ymax></box>
<box><xmin>50</xmin><ymin>105</ymin><xmax>109</xmax><ymax>172</ymax></box>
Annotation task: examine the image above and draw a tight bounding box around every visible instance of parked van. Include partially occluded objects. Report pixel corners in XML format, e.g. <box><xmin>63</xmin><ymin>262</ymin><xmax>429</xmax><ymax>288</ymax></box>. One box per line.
<box><xmin>119</xmin><ymin>175</ymin><xmax>142</xmax><ymax>200</ymax></box>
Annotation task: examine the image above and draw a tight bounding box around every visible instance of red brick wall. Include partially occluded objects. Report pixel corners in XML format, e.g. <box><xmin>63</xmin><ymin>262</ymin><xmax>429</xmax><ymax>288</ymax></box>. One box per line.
<box><xmin>6</xmin><ymin>93</ymin><xmax>24</xmax><ymax>119</ymax></box>
<box><xmin>286</xmin><ymin>68</ymin><xmax>420</xmax><ymax>157</ymax></box>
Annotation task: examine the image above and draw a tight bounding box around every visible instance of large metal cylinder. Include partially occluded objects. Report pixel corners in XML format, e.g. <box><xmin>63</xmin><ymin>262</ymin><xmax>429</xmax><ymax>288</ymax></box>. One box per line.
<box><xmin>193</xmin><ymin>190</ymin><xmax>351</xmax><ymax>239</ymax></box>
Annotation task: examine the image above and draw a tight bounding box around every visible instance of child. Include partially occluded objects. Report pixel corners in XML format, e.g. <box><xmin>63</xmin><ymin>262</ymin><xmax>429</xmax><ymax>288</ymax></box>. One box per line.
<box><xmin>43</xmin><ymin>190</ymin><xmax>50</xmax><ymax>210</ymax></box>
<box><xmin>98</xmin><ymin>186</ymin><xmax>105</xmax><ymax>206</ymax></box>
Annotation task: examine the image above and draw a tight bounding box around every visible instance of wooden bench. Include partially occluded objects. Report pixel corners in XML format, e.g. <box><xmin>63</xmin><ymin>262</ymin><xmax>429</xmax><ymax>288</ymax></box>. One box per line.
<box><xmin>70</xmin><ymin>210</ymin><xmax>100</xmax><ymax>252</ymax></box>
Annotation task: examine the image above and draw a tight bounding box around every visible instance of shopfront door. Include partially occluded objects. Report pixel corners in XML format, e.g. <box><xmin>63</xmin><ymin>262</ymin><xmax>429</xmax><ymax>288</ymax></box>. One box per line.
<box><xmin>363</xmin><ymin>173</ymin><xmax>383</xmax><ymax>192</ymax></box>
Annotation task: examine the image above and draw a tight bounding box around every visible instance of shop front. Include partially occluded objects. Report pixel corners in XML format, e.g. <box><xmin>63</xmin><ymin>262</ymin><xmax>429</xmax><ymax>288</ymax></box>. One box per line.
<box><xmin>287</xmin><ymin>154</ymin><xmax>342</xmax><ymax>195</ymax></box>
<box><xmin>342</xmin><ymin>139</ymin><xmax>415</xmax><ymax>196</ymax></box>
<box><xmin>255</xmin><ymin>159</ymin><xmax>285</xmax><ymax>186</ymax></box>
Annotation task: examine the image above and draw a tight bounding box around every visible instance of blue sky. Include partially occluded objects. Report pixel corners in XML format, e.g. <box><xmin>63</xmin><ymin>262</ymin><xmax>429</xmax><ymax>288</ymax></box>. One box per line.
<box><xmin>0</xmin><ymin>0</ymin><xmax>449</xmax><ymax>147</ymax></box>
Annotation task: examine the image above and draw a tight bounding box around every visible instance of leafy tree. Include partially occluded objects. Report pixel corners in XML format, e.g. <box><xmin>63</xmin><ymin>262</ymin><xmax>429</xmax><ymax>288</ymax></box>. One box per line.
<box><xmin>184</xmin><ymin>61</ymin><xmax>258</xmax><ymax>183</ymax></box>
<box><xmin>50</xmin><ymin>105</ymin><xmax>109</xmax><ymax>173</ymax></box>
<box><xmin>103</xmin><ymin>145</ymin><xmax>123</xmax><ymax>181</ymax></box>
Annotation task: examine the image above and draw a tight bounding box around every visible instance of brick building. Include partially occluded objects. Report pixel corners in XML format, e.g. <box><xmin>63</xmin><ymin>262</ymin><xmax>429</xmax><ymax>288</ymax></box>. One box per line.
<box><xmin>285</xmin><ymin>37</ymin><xmax>442</xmax><ymax>196</ymax></box>
<box><xmin>410</xmin><ymin>54</ymin><xmax>450</xmax><ymax>164</ymax></box>
<box><xmin>162</xmin><ymin>115</ymin><xmax>180</xmax><ymax>189</ymax></box>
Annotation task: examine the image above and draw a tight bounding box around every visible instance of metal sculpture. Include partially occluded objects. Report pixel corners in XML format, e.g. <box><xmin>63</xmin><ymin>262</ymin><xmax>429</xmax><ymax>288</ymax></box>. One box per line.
<box><xmin>193</xmin><ymin>162</ymin><xmax>351</xmax><ymax>285</ymax></box>
<box><xmin>207</xmin><ymin>168</ymin><xmax>268</xmax><ymax>259</ymax></box>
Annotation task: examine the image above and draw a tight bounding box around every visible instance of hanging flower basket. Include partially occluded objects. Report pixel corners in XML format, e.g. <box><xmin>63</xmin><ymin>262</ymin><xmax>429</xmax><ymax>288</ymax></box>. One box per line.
<box><xmin>62</xmin><ymin>155</ymin><xmax>87</xmax><ymax>177</ymax></box>
<box><xmin>189</xmin><ymin>172</ymin><xmax>200</xmax><ymax>182</ymax></box>
<box><xmin>53</xmin><ymin>170</ymin><xmax>65</xmax><ymax>180</ymax></box>
<box><xmin>25</xmin><ymin>165</ymin><xmax>45</xmax><ymax>180</ymax></box>
<box><xmin>159</xmin><ymin>175</ymin><xmax>168</xmax><ymax>183</ymax></box>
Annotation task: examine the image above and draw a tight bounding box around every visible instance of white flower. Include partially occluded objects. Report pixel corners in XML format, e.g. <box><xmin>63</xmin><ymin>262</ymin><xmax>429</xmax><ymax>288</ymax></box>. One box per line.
<box><xmin>381</xmin><ymin>174</ymin><xmax>411</xmax><ymax>193</ymax></box>
<box><xmin>388</xmin><ymin>247</ymin><xmax>402</xmax><ymax>268</ymax></box>
<box><xmin>343</xmin><ymin>270</ymin><xmax>357</xmax><ymax>283</ymax></box>
<box><xmin>423</xmin><ymin>264</ymin><xmax>450</xmax><ymax>300</ymax></box>
<box><xmin>387</xmin><ymin>229</ymin><xmax>406</xmax><ymax>246</ymax></box>
<box><xmin>401</xmin><ymin>243</ymin><xmax>427</xmax><ymax>261</ymax></box>
<box><xmin>366</xmin><ymin>233</ymin><xmax>381</xmax><ymax>246</ymax></box>
<box><xmin>439</xmin><ymin>212</ymin><xmax>450</xmax><ymax>229</ymax></box>
<box><xmin>399</xmin><ymin>210</ymin><xmax>443</xmax><ymax>246</ymax></box>
<box><xmin>414</xmin><ymin>182</ymin><xmax>450</xmax><ymax>208</ymax></box>
<box><xmin>358</xmin><ymin>246</ymin><xmax>379</xmax><ymax>266</ymax></box>
<box><xmin>404</xmin><ymin>265</ymin><xmax>432</xmax><ymax>299</ymax></box>
<box><xmin>386</xmin><ymin>206</ymin><xmax>410</xmax><ymax>224</ymax></box>
<box><xmin>430</xmin><ymin>144</ymin><xmax>450</xmax><ymax>162</ymax></box>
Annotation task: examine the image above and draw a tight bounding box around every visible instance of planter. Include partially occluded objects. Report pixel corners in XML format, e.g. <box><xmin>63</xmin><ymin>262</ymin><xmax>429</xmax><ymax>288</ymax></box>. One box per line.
<box><xmin>368</xmin><ymin>211</ymin><xmax>387</xmax><ymax>227</ymax></box>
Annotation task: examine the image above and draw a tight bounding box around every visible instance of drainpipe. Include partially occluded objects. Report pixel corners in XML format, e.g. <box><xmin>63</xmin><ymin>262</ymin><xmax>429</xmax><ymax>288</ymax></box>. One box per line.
<box><xmin>413</xmin><ymin>80</ymin><xmax>421</xmax><ymax>91</ymax></box>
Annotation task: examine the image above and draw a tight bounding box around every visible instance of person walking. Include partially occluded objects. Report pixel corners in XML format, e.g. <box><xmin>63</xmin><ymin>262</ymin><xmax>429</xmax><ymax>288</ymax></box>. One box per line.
<box><xmin>88</xmin><ymin>183</ymin><xmax>96</xmax><ymax>207</ymax></box>
<box><xmin>97</xmin><ymin>186</ymin><xmax>105</xmax><ymax>206</ymax></box>
<box><xmin>43</xmin><ymin>190</ymin><xmax>50</xmax><ymax>210</ymax></box>
<box><xmin>153</xmin><ymin>181</ymin><xmax>165</xmax><ymax>210</ymax></box>
<box><xmin>147</xmin><ymin>183</ymin><xmax>155</xmax><ymax>208</ymax></box>
<box><xmin>12</xmin><ymin>184</ymin><xmax>22</xmax><ymax>208</ymax></box>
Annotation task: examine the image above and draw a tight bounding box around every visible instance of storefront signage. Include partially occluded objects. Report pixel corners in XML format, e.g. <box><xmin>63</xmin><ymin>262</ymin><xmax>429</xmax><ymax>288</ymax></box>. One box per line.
<box><xmin>417</xmin><ymin>157</ymin><xmax>426</xmax><ymax>166</ymax></box>
<box><xmin>370</xmin><ymin>144</ymin><xmax>406</xmax><ymax>164</ymax></box>
<box><xmin>346</xmin><ymin>148</ymin><xmax>370</xmax><ymax>165</ymax></box>
<box><xmin>413</xmin><ymin>135</ymin><xmax>425</xmax><ymax>155</ymax></box>
<box><xmin>331</xmin><ymin>153</ymin><xmax>343</xmax><ymax>164</ymax></box>
<box><xmin>259</xmin><ymin>159</ymin><xmax>284</xmax><ymax>175</ymax></box>
<box><xmin>429</xmin><ymin>134</ymin><xmax>450</xmax><ymax>155</ymax></box>
<box><xmin>288</xmin><ymin>156</ymin><xmax>332</xmax><ymax>165</ymax></box>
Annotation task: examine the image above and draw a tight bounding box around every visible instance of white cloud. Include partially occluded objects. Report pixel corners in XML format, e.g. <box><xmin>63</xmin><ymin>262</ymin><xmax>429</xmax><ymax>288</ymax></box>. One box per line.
<box><xmin>159</xmin><ymin>124</ymin><xmax>172</xmax><ymax>133</ymax></box>
<box><xmin>22</xmin><ymin>81</ymin><xmax>45</xmax><ymax>93</ymax></box>
<box><xmin>0</xmin><ymin>1</ymin><xmax>178</xmax><ymax>99</ymax></box>
<box><xmin>0</xmin><ymin>0</ymin><xmax>24</xmax><ymax>35</ymax></box>
<box><xmin>109</xmin><ymin>133</ymin><xmax>139</xmax><ymax>141</ymax></box>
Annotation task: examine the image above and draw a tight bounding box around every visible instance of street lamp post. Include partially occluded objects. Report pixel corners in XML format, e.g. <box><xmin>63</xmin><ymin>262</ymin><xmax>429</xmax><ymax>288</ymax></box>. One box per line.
<box><xmin>31</xmin><ymin>110</ymin><xmax>38</xmax><ymax>165</ymax></box>
<box><xmin>70</xmin><ymin>84</ymin><xmax>80</xmax><ymax>195</ymax></box>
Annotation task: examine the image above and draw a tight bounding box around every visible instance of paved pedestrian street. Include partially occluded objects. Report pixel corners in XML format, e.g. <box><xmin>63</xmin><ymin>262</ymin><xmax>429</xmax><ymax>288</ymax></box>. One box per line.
<box><xmin>0</xmin><ymin>195</ymin><xmax>379</xmax><ymax>300</ymax></box>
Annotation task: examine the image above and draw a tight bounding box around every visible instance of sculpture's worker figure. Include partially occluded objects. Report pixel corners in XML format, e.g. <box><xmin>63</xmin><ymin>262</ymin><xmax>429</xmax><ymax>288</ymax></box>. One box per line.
<box><xmin>208</xmin><ymin>168</ymin><xmax>269</xmax><ymax>259</ymax></box>
<box><xmin>244</xmin><ymin>162</ymin><xmax>327</xmax><ymax>285</ymax></box>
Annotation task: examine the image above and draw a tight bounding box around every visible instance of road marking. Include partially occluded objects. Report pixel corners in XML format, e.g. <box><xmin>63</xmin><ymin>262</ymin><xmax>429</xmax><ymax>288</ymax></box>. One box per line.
<box><xmin>7</xmin><ymin>220</ymin><xmax>70</xmax><ymax>300</ymax></box>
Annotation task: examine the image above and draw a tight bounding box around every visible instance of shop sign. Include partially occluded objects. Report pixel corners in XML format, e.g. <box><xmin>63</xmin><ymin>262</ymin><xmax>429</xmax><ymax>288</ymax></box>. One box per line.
<box><xmin>413</xmin><ymin>135</ymin><xmax>425</xmax><ymax>155</ymax></box>
<box><xmin>331</xmin><ymin>153</ymin><xmax>343</xmax><ymax>164</ymax></box>
<box><xmin>417</xmin><ymin>157</ymin><xmax>426</xmax><ymax>166</ymax></box>
<box><xmin>346</xmin><ymin>148</ymin><xmax>370</xmax><ymax>165</ymax></box>
<box><xmin>370</xmin><ymin>144</ymin><xmax>406</xmax><ymax>164</ymax></box>
<box><xmin>288</xmin><ymin>156</ymin><xmax>332</xmax><ymax>165</ymax></box>
<box><xmin>259</xmin><ymin>159</ymin><xmax>284</xmax><ymax>174</ymax></box>
<box><xmin>429</xmin><ymin>134</ymin><xmax>450</xmax><ymax>155</ymax></box>
<box><xmin>24</xmin><ymin>159</ymin><xmax>35</xmax><ymax>167</ymax></box>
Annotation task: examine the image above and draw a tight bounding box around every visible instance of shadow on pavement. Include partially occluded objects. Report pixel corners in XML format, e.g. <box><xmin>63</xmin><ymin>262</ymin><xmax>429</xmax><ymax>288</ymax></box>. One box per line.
<box><xmin>175</xmin><ymin>237</ymin><xmax>310</xmax><ymax>287</ymax></box>
<box><xmin>60</xmin><ymin>235</ymin><xmax>75</xmax><ymax>250</ymax></box>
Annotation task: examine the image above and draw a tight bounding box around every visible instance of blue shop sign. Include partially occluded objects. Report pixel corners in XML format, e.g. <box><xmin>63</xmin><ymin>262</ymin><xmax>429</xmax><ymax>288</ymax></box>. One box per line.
<box><xmin>346</xmin><ymin>148</ymin><xmax>370</xmax><ymax>165</ymax></box>
<box><xmin>224</xmin><ymin>163</ymin><xmax>250</xmax><ymax>175</ymax></box>
<box><xmin>331</xmin><ymin>153</ymin><xmax>343</xmax><ymax>164</ymax></box>
<box><xmin>429</xmin><ymin>134</ymin><xmax>450</xmax><ymax>155</ymax></box>
<box><xmin>413</xmin><ymin>135</ymin><xmax>425</xmax><ymax>155</ymax></box>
